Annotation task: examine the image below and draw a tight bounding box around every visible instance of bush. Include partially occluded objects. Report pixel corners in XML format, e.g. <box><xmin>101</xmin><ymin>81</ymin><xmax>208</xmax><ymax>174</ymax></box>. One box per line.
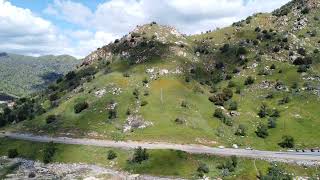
<box><xmin>244</xmin><ymin>76</ymin><xmax>255</xmax><ymax>85</ymax></box>
<box><xmin>214</xmin><ymin>109</ymin><xmax>224</xmax><ymax>119</ymax></box>
<box><xmin>260</xmin><ymin>164</ymin><xmax>292</xmax><ymax>179</ymax></box>
<box><xmin>229</xmin><ymin>101</ymin><xmax>238</xmax><ymax>111</ymax></box>
<box><xmin>220</xmin><ymin>44</ymin><xmax>230</xmax><ymax>53</ymax></box>
<box><xmin>279</xmin><ymin>96</ymin><xmax>290</xmax><ymax>105</ymax></box>
<box><xmin>235</xmin><ymin>124</ymin><xmax>246</xmax><ymax>136</ymax></box>
<box><xmin>181</xmin><ymin>100</ymin><xmax>187</xmax><ymax>108</ymax></box>
<box><xmin>46</xmin><ymin>115</ymin><xmax>58</xmax><ymax>124</ymax></box>
<box><xmin>107</xmin><ymin>150</ymin><xmax>117</xmax><ymax>160</ymax></box>
<box><xmin>297</xmin><ymin>65</ymin><xmax>308</xmax><ymax>73</ymax></box>
<box><xmin>278</xmin><ymin>136</ymin><xmax>294</xmax><ymax>148</ymax></box>
<box><xmin>197</xmin><ymin>163</ymin><xmax>209</xmax><ymax>174</ymax></box>
<box><xmin>175</xmin><ymin>118</ymin><xmax>185</xmax><ymax>124</ymax></box>
<box><xmin>256</xmin><ymin>124</ymin><xmax>269</xmax><ymax>138</ymax></box>
<box><xmin>228</xmin><ymin>81</ymin><xmax>236</xmax><ymax>88</ymax></box>
<box><xmin>301</xmin><ymin>7</ymin><xmax>310</xmax><ymax>14</ymax></box>
<box><xmin>258</xmin><ymin>104</ymin><xmax>268</xmax><ymax>118</ymax></box>
<box><xmin>141</xmin><ymin>101</ymin><xmax>148</xmax><ymax>106</ymax></box>
<box><xmin>270</xmin><ymin>64</ymin><xmax>276</xmax><ymax>69</ymax></box>
<box><xmin>108</xmin><ymin>109</ymin><xmax>117</xmax><ymax>119</ymax></box>
<box><xmin>133</xmin><ymin>88</ymin><xmax>140</xmax><ymax>99</ymax></box>
<box><xmin>217</xmin><ymin>156</ymin><xmax>238</xmax><ymax>173</ymax></box>
<box><xmin>131</xmin><ymin>147</ymin><xmax>149</xmax><ymax>163</ymax></box>
<box><xmin>74</xmin><ymin>101</ymin><xmax>89</xmax><ymax>113</ymax></box>
<box><xmin>297</xmin><ymin>48</ymin><xmax>306</xmax><ymax>56</ymax></box>
<box><xmin>268</xmin><ymin>118</ymin><xmax>277</xmax><ymax>129</ymax></box>
<box><xmin>8</xmin><ymin>149</ymin><xmax>18</xmax><ymax>158</ymax></box>
<box><xmin>43</xmin><ymin>142</ymin><xmax>56</xmax><ymax>164</ymax></box>
<box><xmin>237</xmin><ymin>47</ymin><xmax>248</xmax><ymax>56</ymax></box>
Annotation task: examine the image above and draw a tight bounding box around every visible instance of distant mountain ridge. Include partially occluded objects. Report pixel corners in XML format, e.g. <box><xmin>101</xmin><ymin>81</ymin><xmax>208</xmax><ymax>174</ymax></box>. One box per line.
<box><xmin>0</xmin><ymin>52</ymin><xmax>79</xmax><ymax>96</ymax></box>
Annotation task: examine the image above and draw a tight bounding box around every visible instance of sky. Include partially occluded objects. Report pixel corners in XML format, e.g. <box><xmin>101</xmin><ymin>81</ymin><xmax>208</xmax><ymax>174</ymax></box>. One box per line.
<box><xmin>0</xmin><ymin>0</ymin><xmax>290</xmax><ymax>58</ymax></box>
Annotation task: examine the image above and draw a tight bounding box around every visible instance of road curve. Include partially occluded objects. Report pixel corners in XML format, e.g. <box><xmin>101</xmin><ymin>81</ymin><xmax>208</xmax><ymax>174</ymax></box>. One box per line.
<box><xmin>1</xmin><ymin>132</ymin><xmax>320</xmax><ymax>163</ymax></box>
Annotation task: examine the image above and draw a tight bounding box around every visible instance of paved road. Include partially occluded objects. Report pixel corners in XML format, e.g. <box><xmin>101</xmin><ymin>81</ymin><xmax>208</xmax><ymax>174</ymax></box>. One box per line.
<box><xmin>1</xmin><ymin>132</ymin><xmax>320</xmax><ymax>163</ymax></box>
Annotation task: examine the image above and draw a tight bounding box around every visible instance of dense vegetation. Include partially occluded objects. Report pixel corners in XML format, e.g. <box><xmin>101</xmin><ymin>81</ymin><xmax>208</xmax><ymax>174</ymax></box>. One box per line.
<box><xmin>0</xmin><ymin>53</ymin><xmax>78</xmax><ymax>96</ymax></box>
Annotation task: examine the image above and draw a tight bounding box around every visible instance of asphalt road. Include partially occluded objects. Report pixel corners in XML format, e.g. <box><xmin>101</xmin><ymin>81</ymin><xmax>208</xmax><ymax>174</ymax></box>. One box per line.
<box><xmin>1</xmin><ymin>132</ymin><xmax>320</xmax><ymax>163</ymax></box>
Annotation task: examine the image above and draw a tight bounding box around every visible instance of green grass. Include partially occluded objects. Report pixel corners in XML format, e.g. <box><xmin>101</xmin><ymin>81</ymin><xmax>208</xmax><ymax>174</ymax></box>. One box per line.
<box><xmin>0</xmin><ymin>138</ymin><xmax>318</xmax><ymax>179</ymax></box>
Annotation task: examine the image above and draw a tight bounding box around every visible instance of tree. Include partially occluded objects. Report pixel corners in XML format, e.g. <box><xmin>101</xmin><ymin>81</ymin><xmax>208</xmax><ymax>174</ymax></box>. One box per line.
<box><xmin>131</xmin><ymin>147</ymin><xmax>149</xmax><ymax>163</ymax></box>
<box><xmin>107</xmin><ymin>150</ymin><xmax>117</xmax><ymax>160</ymax></box>
<box><xmin>8</xmin><ymin>149</ymin><xmax>18</xmax><ymax>158</ymax></box>
<box><xmin>256</xmin><ymin>124</ymin><xmax>269</xmax><ymax>138</ymax></box>
<box><xmin>74</xmin><ymin>101</ymin><xmax>89</xmax><ymax>113</ymax></box>
<box><xmin>278</xmin><ymin>136</ymin><xmax>294</xmax><ymax>148</ymax></box>
<box><xmin>43</xmin><ymin>142</ymin><xmax>56</xmax><ymax>164</ymax></box>
<box><xmin>235</xmin><ymin>124</ymin><xmax>246</xmax><ymax>136</ymax></box>
<box><xmin>244</xmin><ymin>76</ymin><xmax>255</xmax><ymax>85</ymax></box>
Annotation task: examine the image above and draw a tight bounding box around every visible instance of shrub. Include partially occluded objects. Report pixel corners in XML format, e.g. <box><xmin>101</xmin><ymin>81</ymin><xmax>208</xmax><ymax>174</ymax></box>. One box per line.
<box><xmin>220</xmin><ymin>44</ymin><xmax>230</xmax><ymax>53</ymax></box>
<box><xmin>175</xmin><ymin>118</ymin><xmax>185</xmax><ymax>124</ymax></box>
<box><xmin>270</xmin><ymin>109</ymin><xmax>280</xmax><ymax>118</ymax></box>
<box><xmin>279</xmin><ymin>96</ymin><xmax>290</xmax><ymax>105</ymax></box>
<box><xmin>141</xmin><ymin>101</ymin><xmax>148</xmax><ymax>106</ymax></box>
<box><xmin>268</xmin><ymin>118</ymin><xmax>277</xmax><ymax>129</ymax></box>
<box><xmin>181</xmin><ymin>100</ymin><xmax>187</xmax><ymax>108</ymax></box>
<box><xmin>46</xmin><ymin>115</ymin><xmax>58</xmax><ymax>124</ymax></box>
<box><xmin>65</xmin><ymin>71</ymin><xmax>76</xmax><ymax>80</ymax></box>
<box><xmin>197</xmin><ymin>163</ymin><xmax>209</xmax><ymax>174</ymax></box>
<box><xmin>297</xmin><ymin>65</ymin><xmax>308</xmax><ymax>73</ymax></box>
<box><xmin>258</xmin><ymin>104</ymin><xmax>268</xmax><ymax>118</ymax></box>
<box><xmin>43</xmin><ymin>142</ymin><xmax>56</xmax><ymax>164</ymax></box>
<box><xmin>133</xmin><ymin>88</ymin><xmax>140</xmax><ymax>99</ymax></box>
<box><xmin>107</xmin><ymin>150</ymin><xmax>117</xmax><ymax>160</ymax></box>
<box><xmin>297</xmin><ymin>48</ymin><xmax>306</xmax><ymax>56</ymax></box>
<box><xmin>270</xmin><ymin>64</ymin><xmax>276</xmax><ymax>69</ymax></box>
<box><xmin>237</xmin><ymin>47</ymin><xmax>247</xmax><ymax>56</ymax></box>
<box><xmin>8</xmin><ymin>149</ymin><xmax>18</xmax><ymax>158</ymax></box>
<box><xmin>256</xmin><ymin>124</ymin><xmax>269</xmax><ymax>138</ymax></box>
<box><xmin>278</xmin><ymin>135</ymin><xmax>294</xmax><ymax>148</ymax></box>
<box><xmin>214</xmin><ymin>109</ymin><xmax>224</xmax><ymax>119</ymax></box>
<box><xmin>301</xmin><ymin>7</ymin><xmax>309</xmax><ymax>14</ymax></box>
<box><xmin>235</xmin><ymin>124</ymin><xmax>246</xmax><ymax>136</ymax></box>
<box><xmin>217</xmin><ymin>156</ymin><xmax>238</xmax><ymax>173</ymax></box>
<box><xmin>74</xmin><ymin>101</ymin><xmax>89</xmax><ymax>114</ymax></box>
<box><xmin>228</xmin><ymin>81</ymin><xmax>236</xmax><ymax>88</ymax></box>
<box><xmin>229</xmin><ymin>101</ymin><xmax>238</xmax><ymax>111</ymax></box>
<box><xmin>108</xmin><ymin>109</ymin><xmax>117</xmax><ymax>119</ymax></box>
<box><xmin>244</xmin><ymin>76</ymin><xmax>255</xmax><ymax>85</ymax></box>
<box><xmin>260</xmin><ymin>164</ymin><xmax>292</xmax><ymax>179</ymax></box>
<box><xmin>222</xmin><ymin>88</ymin><xmax>233</xmax><ymax>100</ymax></box>
<box><xmin>131</xmin><ymin>147</ymin><xmax>149</xmax><ymax>163</ymax></box>
<box><xmin>235</xmin><ymin>86</ymin><xmax>241</xmax><ymax>94</ymax></box>
<box><xmin>222</xmin><ymin>117</ymin><xmax>233</xmax><ymax>126</ymax></box>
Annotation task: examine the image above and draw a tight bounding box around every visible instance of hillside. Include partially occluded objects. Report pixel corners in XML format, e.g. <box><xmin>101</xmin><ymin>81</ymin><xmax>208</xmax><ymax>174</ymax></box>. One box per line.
<box><xmin>0</xmin><ymin>53</ymin><xmax>79</xmax><ymax>97</ymax></box>
<box><xmin>2</xmin><ymin>0</ymin><xmax>320</xmax><ymax>151</ymax></box>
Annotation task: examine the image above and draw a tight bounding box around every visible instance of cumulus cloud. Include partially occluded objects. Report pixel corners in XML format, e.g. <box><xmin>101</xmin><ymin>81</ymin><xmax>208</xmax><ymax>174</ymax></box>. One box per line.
<box><xmin>1</xmin><ymin>0</ymin><xmax>290</xmax><ymax>57</ymax></box>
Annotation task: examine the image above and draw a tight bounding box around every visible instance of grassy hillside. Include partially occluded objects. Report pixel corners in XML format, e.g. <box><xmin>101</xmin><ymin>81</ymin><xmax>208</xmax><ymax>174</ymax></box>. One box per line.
<box><xmin>0</xmin><ymin>53</ymin><xmax>79</xmax><ymax>96</ymax></box>
<box><xmin>1</xmin><ymin>0</ymin><xmax>320</xmax><ymax>152</ymax></box>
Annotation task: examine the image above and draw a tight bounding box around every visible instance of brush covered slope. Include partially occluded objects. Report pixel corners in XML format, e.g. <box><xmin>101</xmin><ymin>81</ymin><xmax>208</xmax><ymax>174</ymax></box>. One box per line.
<box><xmin>2</xmin><ymin>0</ymin><xmax>320</xmax><ymax>151</ymax></box>
<box><xmin>0</xmin><ymin>53</ymin><xmax>79</xmax><ymax>97</ymax></box>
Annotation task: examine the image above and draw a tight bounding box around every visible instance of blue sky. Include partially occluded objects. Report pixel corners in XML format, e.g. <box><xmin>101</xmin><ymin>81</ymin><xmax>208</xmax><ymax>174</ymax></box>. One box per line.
<box><xmin>0</xmin><ymin>0</ymin><xmax>290</xmax><ymax>58</ymax></box>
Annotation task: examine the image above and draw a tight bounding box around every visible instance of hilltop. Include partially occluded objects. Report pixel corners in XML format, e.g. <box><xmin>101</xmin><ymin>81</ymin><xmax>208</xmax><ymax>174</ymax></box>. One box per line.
<box><xmin>2</xmin><ymin>0</ymin><xmax>320</xmax><ymax>152</ymax></box>
<box><xmin>0</xmin><ymin>53</ymin><xmax>79</xmax><ymax>97</ymax></box>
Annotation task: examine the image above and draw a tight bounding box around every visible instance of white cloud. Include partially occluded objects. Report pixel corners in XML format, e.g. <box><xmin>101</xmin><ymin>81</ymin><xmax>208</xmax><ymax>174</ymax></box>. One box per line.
<box><xmin>1</xmin><ymin>0</ymin><xmax>291</xmax><ymax>58</ymax></box>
